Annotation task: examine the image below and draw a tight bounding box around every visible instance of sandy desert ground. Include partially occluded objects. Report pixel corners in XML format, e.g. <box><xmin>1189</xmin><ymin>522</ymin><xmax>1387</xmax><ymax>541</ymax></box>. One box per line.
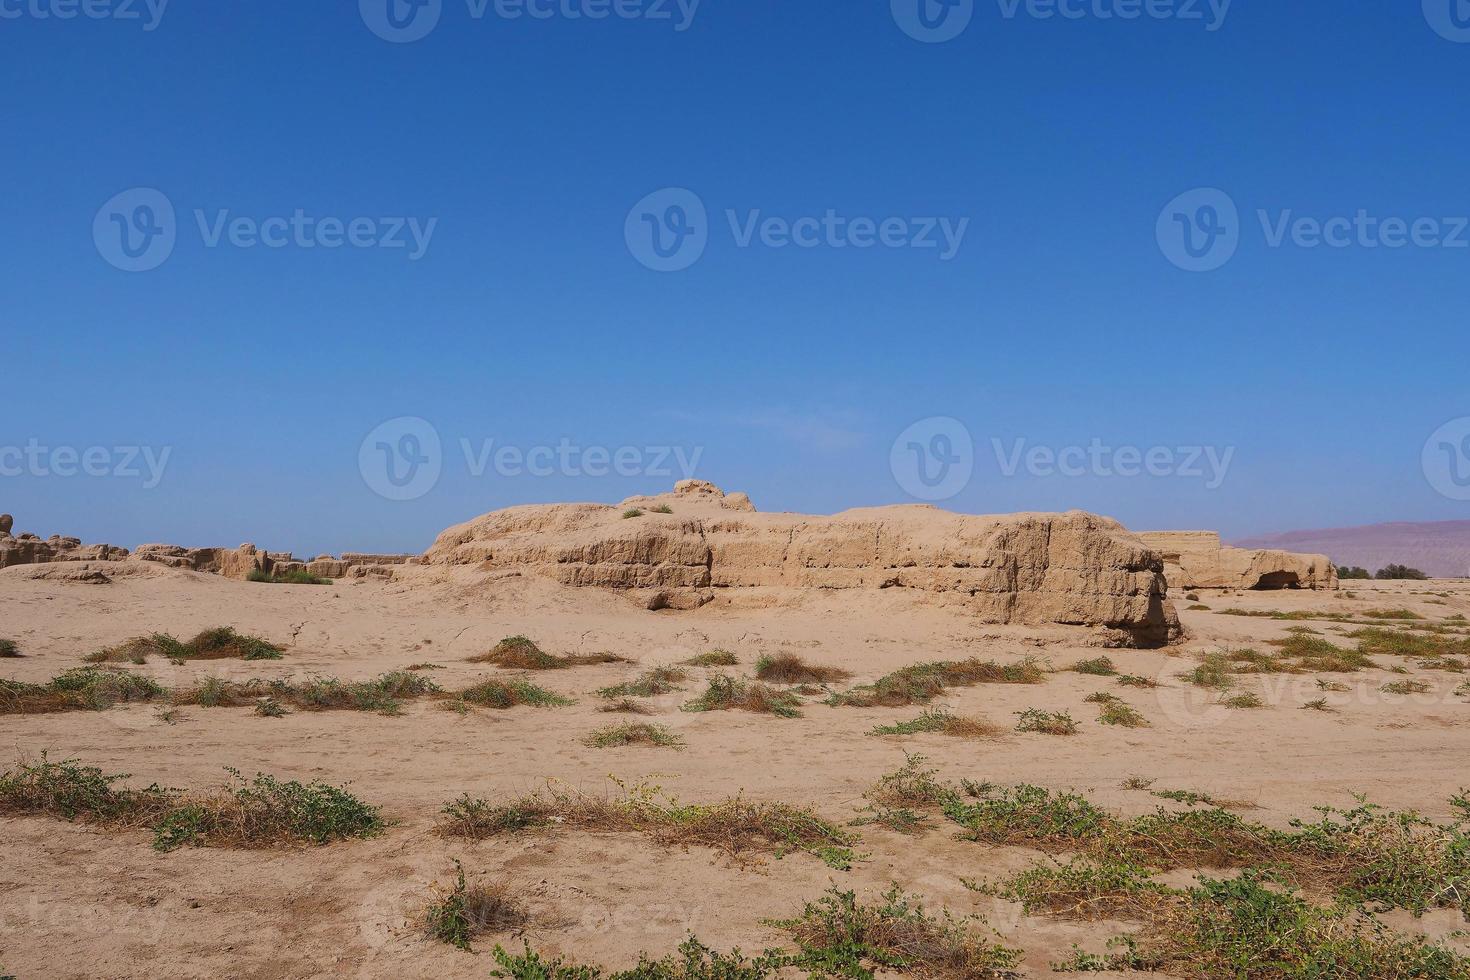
<box><xmin>2</xmin><ymin>560</ymin><xmax>1469</xmax><ymax>979</ymax></box>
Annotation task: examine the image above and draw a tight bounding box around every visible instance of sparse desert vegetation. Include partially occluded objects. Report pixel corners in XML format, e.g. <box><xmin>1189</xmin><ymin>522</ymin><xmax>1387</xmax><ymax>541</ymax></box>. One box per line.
<box><xmin>683</xmin><ymin>649</ymin><xmax>739</xmax><ymax>667</ymax></box>
<box><xmin>438</xmin><ymin>779</ymin><xmax>855</xmax><ymax>868</ymax></box>
<box><xmin>753</xmin><ymin>652</ymin><xmax>851</xmax><ymax>685</ymax></box>
<box><xmin>1014</xmin><ymin>709</ymin><xmax>1078</xmax><ymax>735</ymax></box>
<box><xmin>421</xmin><ymin>861</ymin><xmax>527</xmax><ymax>951</ymax></box>
<box><xmin>86</xmin><ymin>627</ymin><xmax>283</xmax><ymax>664</ymax></box>
<box><xmin>827</xmin><ymin>657</ymin><xmax>1044</xmax><ymax>708</ymax></box>
<box><xmin>869</xmin><ymin>709</ymin><xmax>1004</xmax><ymax>739</ymax></box>
<box><xmin>5</xmin><ymin>559</ymin><xmax>1468</xmax><ymax>976</ymax></box>
<box><xmin>468</xmin><ymin>635</ymin><xmax>625</xmax><ymax>669</ymax></box>
<box><xmin>1</xmin><ymin>668</ymin><xmax>166</xmax><ymax>714</ymax></box>
<box><xmin>773</xmin><ymin>886</ymin><xmax>1022</xmax><ymax>979</ymax></box>
<box><xmin>582</xmin><ymin>723</ymin><xmax>685</xmax><ymax>749</ymax></box>
<box><xmin>597</xmin><ymin>665</ymin><xmax>687</xmax><ymax>698</ymax></box>
<box><xmin>1068</xmin><ymin>656</ymin><xmax>1117</xmax><ymax>676</ymax></box>
<box><xmin>682</xmin><ymin>675</ymin><xmax>803</xmax><ymax>718</ymax></box>
<box><xmin>247</xmin><ymin>568</ymin><xmax>331</xmax><ymax>585</ymax></box>
<box><xmin>0</xmin><ymin>755</ymin><xmax>383</xmax><ymax>852</ymax></box>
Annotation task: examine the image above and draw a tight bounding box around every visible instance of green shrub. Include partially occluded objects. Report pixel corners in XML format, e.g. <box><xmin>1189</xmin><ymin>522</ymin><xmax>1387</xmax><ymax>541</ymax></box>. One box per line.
<box><xmin>598</xmin><ymin>666</ymin><xmax>688</xmax><ymax>698</ymax></box>
<box><xmin>772</xmin><ymin>886</ymin><xmax>1021</xmax><ymax>979</ymax></box>
<box><xmin>828</xmin><ymin>657</ymin><xmax>1044</xmax><ymax>708</ymax></box>
<box><xmin>682</xmin><ymin>676</ymin><xmax>802</xmax><ymax>718</ymax></box>
<box><xmin>0</xmin><ymin>755</ymin><xmax>172</xmax><ymax>824</ymax></box>
<box><xmin>1015</xmin><ymin>709</ymin><xmax>1078</xmax><ymax>735</ymax></box>
<box><xmin>582</xmin><ymin>723</ymin><xmax>685</xmax><ymax>749</ymax></box>
<box><xmin>491</xmin><ymin>938</ymin><xmax>789</xmax><ymax>979</ymax></box>
<box><xmin>457</xmin><ymin>679</ymin><xmax>574</xmax><ymax>710</ymax></box>
<box><xmin>683</xmin><ymin>650</ymin><xmax>739</xmax><ymax>667</ymax></box>
<box><xmin>2</xmin><ymin>668</ymin><xmax>167</xmax><ymax>714</ymax></box>
<box><xmin>423</xmin><ymin>860</ymin><xmax>526</xmax><ymax>951</ymax></box>
<box><xmin>151</xmin><ymin>768</ymin><xmax>383</xmax><ymax>851</ymax></box>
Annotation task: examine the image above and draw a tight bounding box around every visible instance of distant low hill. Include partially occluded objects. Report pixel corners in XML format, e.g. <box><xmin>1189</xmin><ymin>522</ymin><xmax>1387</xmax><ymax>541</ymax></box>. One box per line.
<box><xmin>1233</xmin><ymin>521</ymin><xmax>1470</xmax><ymax>579</ymax></box>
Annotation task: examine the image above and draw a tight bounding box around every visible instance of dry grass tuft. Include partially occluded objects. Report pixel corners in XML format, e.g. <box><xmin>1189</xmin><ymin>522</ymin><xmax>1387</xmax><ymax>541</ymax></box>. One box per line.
<box><xmin>597</xmin><ymin>697</ymin><xmax>653</xmax><ymax>714</ymax></box>
<box><xmin>828</xmin><ymin>657</ymin><xmax>1044</xmax><ymax>708</ymax></box>
<box><xmin>0</xmin><ymin>756</ymin><xmax>382</xmax><ymax>852</ymax></box>
<box><xmin>869</xmin><ymin>709</ymin><xmax>1004</xmax><ymax>739</ymax></box>
<box><xmin>1015</xmin><ymin>709</ymin><xmax>1079</xmax><ymax>735</ymax></box>
<box><xmin>582</xmin><ymin>723</ymin><xmax>685</xmax><ymax>749</ymax></box>
<box><xmin>754</xmin><ymin>653</ymin><xmax>851</xmax><ymax>685</ymax></box>
<box><xmin>0</xmin><ymin>639</ymin><xmax>22</xmax><ymax>658</ymax></box>
<box><xmin>454</xmin><ymin>678</ymin><xmax>575</xmax><ymax>710</ymax></box>
<box><xmin>1</xmin><ymin>668</ymin><xmax>166</xmax><ymax>715</ymax></box>
<box><xmin>683</xmin><ymin>649</ymin><xmax>739</xmax><ymax>667</ymax></box>
<box><xmin>422</xmin><ymin>861</ymin><xmax>528</xmax><ymax>950</ymax></box>
<box><xmin>774</xmin><ymin>885</ymin><xmax>1022</xmax><ymax>979</ymax></box>
<box><xmin>86</xmin><ymin>627</ymin><xmax>282</xmax><ymax>664</ymax></box>
<box><xmin>438</xmin><ymin>779</ymin><xmax>854</xmax><ymax>868</ymax></box>
<box><xmin>682</xmin><ymin>675</ymin><xmax>803</xmax><ymax>718</ymax></box>
<box><xmin>467</xmin><ymin>635</ymin><xmax>624</xmax><ymax>670</ymax></box>
<box><xmin>598</xmin><ymin>666</ymin><xmax>687</xmax><ymax>699</ymax></box>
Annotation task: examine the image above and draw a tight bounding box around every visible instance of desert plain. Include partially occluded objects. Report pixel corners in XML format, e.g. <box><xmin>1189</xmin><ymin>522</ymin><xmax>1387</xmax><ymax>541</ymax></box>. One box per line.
<box><xmin>2</xmin><ymin>482</ymin><xmax>1468</xmax><ymax>979</ymax></box>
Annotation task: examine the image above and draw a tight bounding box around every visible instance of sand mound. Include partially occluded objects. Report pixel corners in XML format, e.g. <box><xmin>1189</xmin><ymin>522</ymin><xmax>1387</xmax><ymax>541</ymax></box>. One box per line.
<box><xmin>423</xmin><ymin>481</ymin><xmax>1180</xmax><ymax>646</ymax></box>
<box><xmin>0</xmin><ymin>559</ymin><xmax>189</xmax><ymax>584</ymax></box>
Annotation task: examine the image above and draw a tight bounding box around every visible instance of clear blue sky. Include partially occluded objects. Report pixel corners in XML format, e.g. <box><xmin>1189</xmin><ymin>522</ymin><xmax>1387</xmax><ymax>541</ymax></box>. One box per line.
<box><xmin>4</xmin><ymin>1</ymin><xmax>1468</xmax><ymax>556</ymax></box>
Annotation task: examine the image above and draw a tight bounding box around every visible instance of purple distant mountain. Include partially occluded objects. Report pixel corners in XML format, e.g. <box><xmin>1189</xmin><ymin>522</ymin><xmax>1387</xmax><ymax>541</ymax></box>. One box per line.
<box><xmin>1233</xmin><ymin>521</ymin><xmax>1470</xmax><ymax>579</ymax></box>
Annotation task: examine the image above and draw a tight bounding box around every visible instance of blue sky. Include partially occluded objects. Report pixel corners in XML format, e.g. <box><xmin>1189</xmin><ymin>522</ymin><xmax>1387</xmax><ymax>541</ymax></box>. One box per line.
<box><xmin>3</xmin><ymin>1</ymin><xmax>1468</xmax><ymax>556</ymax></box>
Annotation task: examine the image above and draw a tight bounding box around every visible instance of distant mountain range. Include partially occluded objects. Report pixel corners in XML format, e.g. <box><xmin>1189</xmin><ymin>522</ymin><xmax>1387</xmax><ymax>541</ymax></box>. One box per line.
<box><xmin>1233</xmin><ymin>521</ymin><xmax>1470</xmax><ymax>579</ymax></box>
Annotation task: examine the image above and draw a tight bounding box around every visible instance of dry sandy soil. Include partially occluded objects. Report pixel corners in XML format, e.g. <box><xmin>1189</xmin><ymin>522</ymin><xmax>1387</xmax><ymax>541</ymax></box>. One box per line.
<box><xmin>2</xmin><ymin>567</ymin><xmax>1469</xmax><ymax>978</ymax></box>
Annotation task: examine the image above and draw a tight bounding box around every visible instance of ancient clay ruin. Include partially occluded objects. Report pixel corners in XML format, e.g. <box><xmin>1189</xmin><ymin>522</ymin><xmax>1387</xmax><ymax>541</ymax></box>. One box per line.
<box><xmin>1139</xmin><ymin>530</ymin><xmax>1337</xmax><ymax>592</ymax></box>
